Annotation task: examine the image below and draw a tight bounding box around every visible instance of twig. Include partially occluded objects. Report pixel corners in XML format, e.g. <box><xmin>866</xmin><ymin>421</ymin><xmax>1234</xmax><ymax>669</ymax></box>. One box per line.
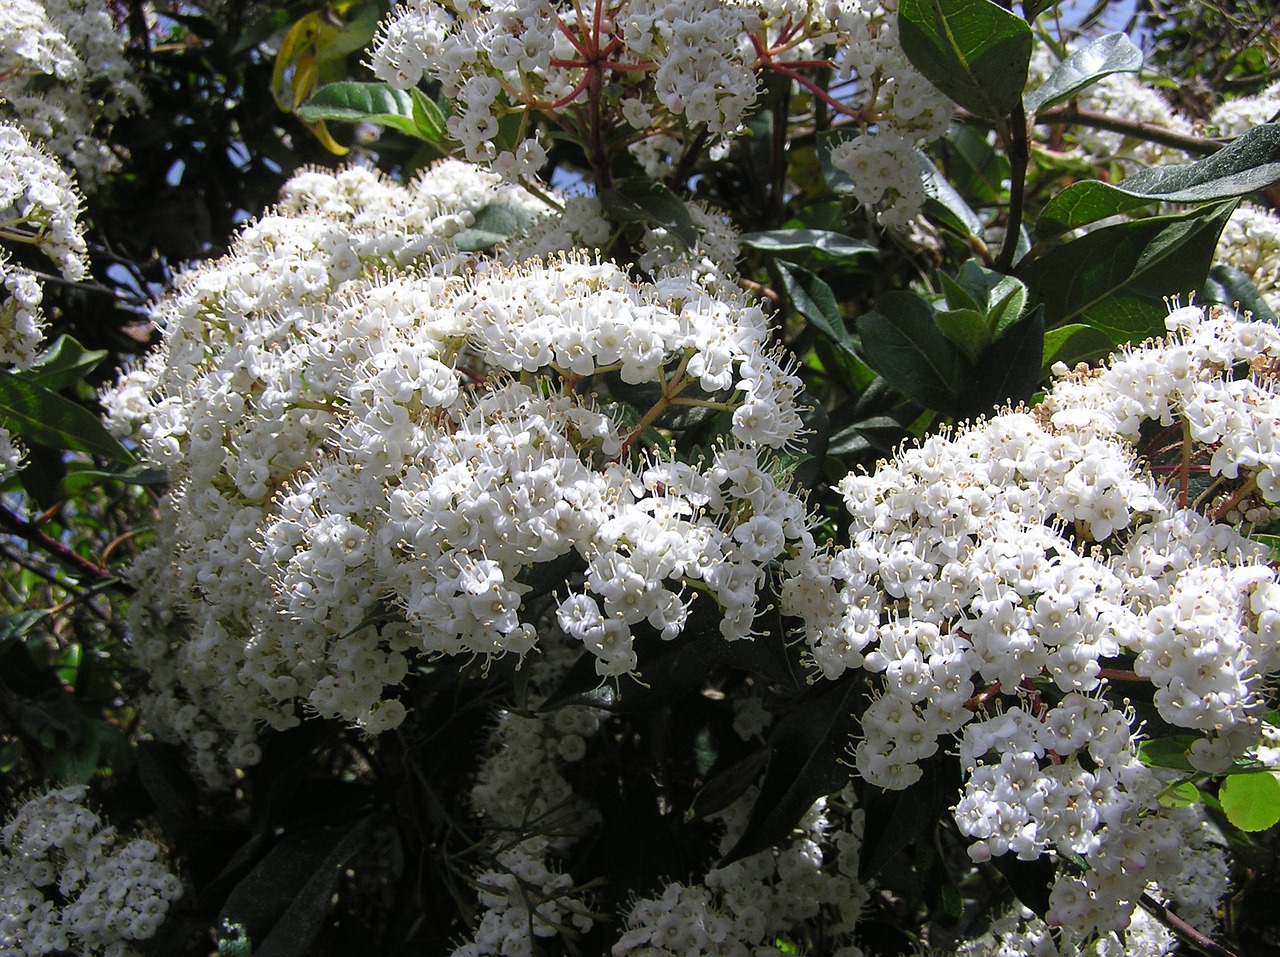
<box><xmin>1139</xmin><ymin>892</ymin><xmax>1240</xmax><ymax>957</ymax></box>
<box><xmin>1035</xmin><ymin>105</ymin><xmax>1230</xmax><ymax>157</ymax></box>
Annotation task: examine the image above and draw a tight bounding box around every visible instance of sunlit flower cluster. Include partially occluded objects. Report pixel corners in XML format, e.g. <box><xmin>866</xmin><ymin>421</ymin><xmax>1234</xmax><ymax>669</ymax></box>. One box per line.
<box><xmin>104</xmin><ymin>161</ymin><xmax>812</xmax><ymax>784</ymax></box>
<box><xmin>0</xmin><ymin>122</ymin><xmax>88</xmax><ymax>367</ymax></box>
<box><xmin>1214</xmin><ymin>202</ymin><xmax>1280</xmax><ymax>315</ymax></box>
<box><xmin>782</xmin><ymin>304</ymin><xmax>1280</xmax><ymax>936</ymax></box>
<box><xmin>0</xmin><ymin>0</ymin><xmax>145</xmax><ymax>185</ymax></box>
<box><xmin>370</xmin><ymin>0</ymin><xmax>951</xmax><ymax>225</ymax></box>
<box><xmin>0</xmin><ymin>785</ymin><xmax>182</xmax><ymax>957</ymax></box>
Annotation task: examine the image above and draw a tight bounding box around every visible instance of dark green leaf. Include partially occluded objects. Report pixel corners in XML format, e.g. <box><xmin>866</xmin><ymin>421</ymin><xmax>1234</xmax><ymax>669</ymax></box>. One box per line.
<box><xmin>297</xmin><ymin>82</ymin><xmax>423</xmax><ymax>137</ymax></box>
<box><xmin>860</xmin><ymin>755</ymin><xmax>960</xmax><ymax>880</ymax></box>
<box><xmin>897</xmin><ymin>0</ymin><xmax>1033</xmax><ymax>120</ymax></box>
<box><xmin>541</xmin><ymin>615</ymin><xmax>718</xmax><ymax>713</ymax></box>
<box><xmin>940</xmin><ymin>124</ymin><xmax>1010</xmax><ymax>207</ymax></box>
<box><xmin>1220</xmin><ymin>772</ymin><xmax>1280</xmax><ymax>832</ymax></box>
<box><xmin>0</xmin><ymin>610</ymin><xmax>49</xmax><ymax>652</ymax></box>
<box><xmin>1202</xmin><ymin>264</ymin><xmax>1279</xmax><ymax>324</ymax></box>
<box><xmin>856</xmin><ymin>291</ymin><xmax>973</xmax><ymax>413</ymax></box>
<box><xmin>991</xmin><ymin>852</ymin><xmax>1057</xmax><ymax>919</ymax></box>
<box><xmin>1024</xmin><ymin>33</ymin><xmax>1144</xmax><ymax>115</ymax></box>
<box><xmin>599</xmin><ymin>178</ymin><xmax>699</xmax><ymax>249</ymax></box>
<box><xmin>774</xmin><ymin>263</ymin><xmax>855</xmax><ymax>355</ymax></box>
<box><xmin>1036</xmin><ymin>125</ymin><xmax>1280</xmax><ymax>239</ymax></box>
<box><xmin>743</xmin><ymin>229</ymin><xmax>879</xmax><ymax>267</ymax></box>
<box><xmin>17</xmin><ymin>336</ymin><xmax>107</xmax><ymax>392</ymax></box>
<box><xmin>987</xmin><ymin>281</ymin><xmax>1028</xmax><ymax>338</ymax></box>
<box><xmin>955</xmin><ymin>304</ymin><xmax>1045</xmax><ymax>418</ymax></box>
<box><xmin>59</xmin><ymin>463</ymin><xmax>167</xmax><ymax>496</ymax></box>
<box><xmin>687</xmin><ymin>749</ymin><xmax>770</xmax><ymax>821</ymax></box>
<box><xmin>1137</xmin><ymin>735</ymin><xmax>1198</xmax><ymax>772</ymax></box>
<box><xmin>0</xmin><ymin>373</ymin><xmax>135</xmax><ymax>463</ymax></box>
<box><xmin>939</xmin><ymin>271</ymin><xmax>982</xmax><ymax>313</ymax></box>
<box><xmin>934</xmin><ymin>308</ymin><xmax>990</xmax><ymax>363</ymax></box>
<box><xmin>720</xmin><ymin>676</ymin><xmax>863</xmax><ymax>865</ymax></box>
<box><xmin>219</xmin><ymin>819</ymin><xmax>373</xmax><ymax>957</ymax></box>
<box><xmin>920</xmin><ymin>153</ymin><xmax>984</xmax><ymax>237</ymax></box>
<box><xmin>1018</xmin><ymin>202</ymin><xmax>1234</xmax><ymax>343</ymax></box>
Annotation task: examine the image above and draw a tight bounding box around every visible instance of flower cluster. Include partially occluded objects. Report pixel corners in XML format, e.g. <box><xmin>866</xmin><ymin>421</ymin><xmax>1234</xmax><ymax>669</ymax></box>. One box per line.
<box><xmin>0</xmin><ymin>0</ymin><xmax>145</xmax><ymax>185</ymax></box>
<box><xmin>370</xmin><ymin>0</ymin><xmax>951</xmax><ymax>224</ymax></box>
<box><xmin>783</xmin><ymin>304</ymin><xmax>1280</xmax><ymax>935</ymax></box>
<box><xmin>0</xmin><ymin>122</ymin><xmax>88</xmax><ymax>366</ymax></box>
<box><xmin>104</xmin><ymin>160</ymin><xmax>814</xmax><ymax>783</ymax></box>
<box><xmin>0</xmin><ymin>785</ymin><xmax>182</xmax><ymax>957</ymax></box>
<box><xmin>1214</xmin><ymin>202</ymin><xmax>1280</xmax><ymax>315</ymax></box>
<box><xmin>614</xmin><ymin>785</ymin><xmax>868</xmax><ymax>956</ymax></box>
<box><xmin>1210</xmin><ymin>78</ymin><xmax>1280</xmax><ymax>138</ymax></box>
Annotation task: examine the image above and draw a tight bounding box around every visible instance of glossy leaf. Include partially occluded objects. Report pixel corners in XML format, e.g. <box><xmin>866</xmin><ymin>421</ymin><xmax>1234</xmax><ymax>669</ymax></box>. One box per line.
<box><xmin>1018</xmin><ymin>202</ymin><xmax>1234</xmax><ymax>343</ymax></box>
<box><xmin>898</xmin><ymin>0</ymin><xmax>1034</xmax><ymax>121</ymax></box>
<box><xmin>16</xmin><ymin>336</ymin><xmax>106</xmax><ymax>392</ymax></box>
<box><xmin>720</xmin><ymin>676</ymin><xmax>863</xmax><ymax>865</ymax></box>
<box><xmin>219</xmin><ymin>819</ymin><xmax>373</xmax><ymax>957</ymax></box>
<box><xmin>955</xmin><ymin>304</ymin><xmax>1045</xmax><ymax>418</ymax></box>
<box><xmin>775</xmin><ymin>263</ymin><xmax>855</xmax><ymax>355</ymax></box>
<box><xmin>1024</xmin><ymin>33</ymin><xmax>1143</xmax><ymax>115</ymax></box>
<box><xmin>920</xmin><ymin>153</ymin><xmax>984</xmax><ymax>237</ymax></box>
<box><xmin>298</xmin><ymin>82</ymin><xmax>421</xmax><ymax>136</ymax></box>
<box><xmin>1220</xmin><ymin>772</ymin><xmax>1280</xmax><ymax>832</ymax></box>
<box><xmin>599</xmin><ymin>178</ymin><xmax>698</xmax><ymax>249</ymax></box>
<box><xmin>857</xmin><ymin>291</ymin><xmax>972</xmax><ymax>413</ymax></box>
<box><xmin>0</xmin><ymin>374</ymin><xmax>135</xmax><ymax>463</ymax></box>
<box><xmin>1040</xmin><ymin>322</ymin><xmax>1114</xmax><ymax>369</ymax></box>
<box><xmin>1036</xmin><ymin>124</ymin><xmax>1280</xmax><ymax>239</ymax></box>
<box><xmin>1202</xmin><ymin>263</ymin><xmax>1279</xmax><ymax>323</ymax></box>
<box><xmin>743</xmin><ymin>228</ymin><xmax>879</xmax><ymax>267</ymax></box>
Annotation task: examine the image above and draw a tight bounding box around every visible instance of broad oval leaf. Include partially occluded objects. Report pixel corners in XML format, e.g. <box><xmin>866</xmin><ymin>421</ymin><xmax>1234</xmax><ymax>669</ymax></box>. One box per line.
<box><xmin>17</xmin><ymin>336</ymin><xmax>106</xmax><ymax>392</ymax></box>
<box><xmin>1201</xmin><ymin>263</ymin><xmax>1279</xmax><ymax>324</ymax></box>
<box><xmin>743</xmin><ymin>228</ymin><xmax>879</xmax><ymax>266</ymax></box>
<box><xmin>934</xmin><ymin>307</ymin><xmax>989</xmax><ymax>363</ymax></box>
<box><xmin>898</xmin><ymin>0</ymin><xmax>1033</xmax><ymax>121</ymax></box>
<box><xmin>719</xmin><ymin>676</ymin><xmax>863</xmax><ymax>865</ymax></box>
<box><xmin>774</xmin><ymin>262</ymin><xmax>855</xmax><ymax>355</ymax></box>
<box><xmin>1036</xmin><ymin>124</ymin><xmax>1280</xmax><ymax>239</ymax></box>
<box><xmin>0</xmin><ymin>373</ymin><xmax>135</xmax><ymax>463</ymax></box>
<box><xmin>856</xmin><ymin>291</ymin><xmax>972</xmax><ymax>413</ymax></box>
<box><xmin>1024</xmin><ymin>33</ymin><xmax>1143</xmax><ymax>116</ymax></box>
<box><xmin>1018</xmin><ymin>201</ymin><xmax>1234</xmax><ymax>343</ymax></box>
<box><xmin>1219</xmin><ymin>771</ymin><xmax>1280</xmax><ymax>832</ymax></box>
<box><xmin>599</xmin><ymin>178</ymin><xmax>699</xmax><ymax>250</ymax></box>
<box><xmin>297</xmin><ymin>82</ymin><xmax>422</xmax><ymax>137</ymax></box>
<box><xmin>955</xmin><ymin>303</ymin><xmax>1045</xmax><ymax>419</ymax></box>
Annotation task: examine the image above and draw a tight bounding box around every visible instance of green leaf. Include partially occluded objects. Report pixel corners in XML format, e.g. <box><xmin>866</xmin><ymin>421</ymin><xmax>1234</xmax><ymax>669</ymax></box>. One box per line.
<box><xmin>919</xmin><ymin>153</ymin><xmax>984</xmax><ymax>237</ymax></box>
<box><xmin>0</xmin><ymin>373</ymin><xmax>135</xmax><ymax>463</ymax></box>
<box><xmin>219</xmin><ymin>819</ymin><xmax>373</xmax><ymax>957</ymax></box>
<box><xmin>58</xmin><ymin>463</ymin><xmax>167</xmax><ymax>496</ymax></box>
<box><xmin>1018</xmin><ymin>201</ymin><xmax>1234</xmax><ymax>343</ymax></box>
<box><xmin>934</xmin><ymin>308</ymin><xmax>990</xmax><ymax>363</ymax></box>
<box><xmin>599</xmin><ymin>178</ymin><xmax>699</xmax><ymax>250</ymax></box>
<box><xmin>987</xmin><ymin>281</ymin><xmax>1028</xmax><ymax>338</ymax></box>
<box><xmin>1201</xmin><ymin>263</ymin><xmax>1279</xmax><ymax>324</ymax></box>
<box><xmin>856</xmin><ymin>291</ymin><xmax>972</xmax><ymax>413</ymax></box>
<box><xmin>1036</xmin><ymin>124</ymin><xmax>1280</xmax><ymax>239</ymax></box>
<box><xmin>897</xmin><ymin>0</ymin><xmax>1034</xmax><ymax>121</ymax></box>
<box><xmin>743</xmin><ymin>229</ymin><xmax>879</xmax><ymax>268</ymax></box>
<box><xmin>1024</xmin><ymin>33</ymin><xmax>1144</xmax><ymax>116</ymax></box>
<box><xmin>1138</xmin><ymin>735</ymin><xmax>1198</xmax><ymax>773</ymax></box>
<box><xmin>939</xmin><ymin>272</ymin><xmax>982</xmax><ymax>313</ymax></box>
<box><xmin>16</xmin><ymin>336</ymin><xmax>107</xmax><ymax>392</ymax></box>
<box><xmin>1040</xmin><ymin>322</ymin><xmax>1113</xmax><ymax>369</ymax></box>
<box><xmin>939</xmin><ymin>124</ymin><xmax>1010</xmax><ymax>207</ymax></box>
<box><xmin>452</xmin><ymin>203</ymin><xmax>539</xmax><ymax>251</ymax></box>
<box><xmin>955</xmin><ymin>304</ymin><xmax>1045</xmax><ymax>418</ymax></box>
<box><xmin>0</xmin><ymin>610</ymin><xmax>49</xmax><ymax>653</ymax></box>
<box><xmin>720</xmin><ymin>677</ymin><xmax>863</xmax><ymax>865</ymax></box>
<box><xmin>1219</xmin><ymin>772</ymin><xmax>1280</xmax><ymax>832</ymax></box>
<box><xmin>297</xmin><ymin>82</ymin><xmax>421</xmax><ymax>136</ymax></box>
<box><xmin>410</xmin><ymin>88</ymin><xmax>447</xmax><ymax>143</ymax></box>
<box><xmin>774</xmin><ymin>263</ymin><xmax>855</xmax><ymax>355</ymax></box>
